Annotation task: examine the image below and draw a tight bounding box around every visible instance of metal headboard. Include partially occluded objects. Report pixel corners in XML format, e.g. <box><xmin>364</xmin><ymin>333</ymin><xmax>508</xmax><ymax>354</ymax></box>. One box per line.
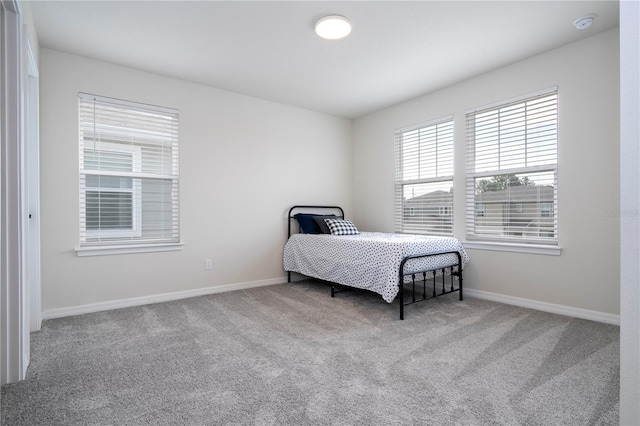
<box><xmin>287</xmin><ymin>205</ymin><xmax>345</xmax><ymax>238</ymax></box>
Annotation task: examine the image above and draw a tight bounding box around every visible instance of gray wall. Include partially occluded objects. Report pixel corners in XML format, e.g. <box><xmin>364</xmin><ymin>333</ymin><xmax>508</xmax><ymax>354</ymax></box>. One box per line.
<box><xmin>39</xmin><ymin>49</ymin><xmax>352</xmax><ymax>313</ymax></box>
<box><xmin>352</xmin><ymin>29</ymin><xmax>620</xmax><ymax>316</ymax></box>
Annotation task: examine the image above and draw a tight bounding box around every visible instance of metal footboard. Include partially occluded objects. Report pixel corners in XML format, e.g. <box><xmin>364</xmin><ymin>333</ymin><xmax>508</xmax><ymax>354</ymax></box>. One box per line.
<box><xmin>398</xmin><ymin>251</ymin><xmax>463</xmax><ymax>320</ymax></box>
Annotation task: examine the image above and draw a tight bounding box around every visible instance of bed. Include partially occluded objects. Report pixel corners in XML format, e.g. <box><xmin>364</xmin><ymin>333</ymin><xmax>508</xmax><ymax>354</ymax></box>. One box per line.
<box><xmin>283</xmin><ymin>205</ymin><xmax>469</xmax><ymax>319</ymax></box>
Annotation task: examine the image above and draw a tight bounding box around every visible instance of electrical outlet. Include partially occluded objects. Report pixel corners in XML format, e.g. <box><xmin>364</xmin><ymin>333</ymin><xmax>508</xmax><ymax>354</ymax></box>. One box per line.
<box><xmin>205</xmin><ymin>259</ymin><xmax>212</xmax><ymax>270</ymax></box>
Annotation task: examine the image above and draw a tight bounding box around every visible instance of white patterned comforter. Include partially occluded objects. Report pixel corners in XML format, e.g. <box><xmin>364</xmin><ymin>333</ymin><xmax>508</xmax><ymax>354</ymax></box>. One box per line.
<box><xmin>283</xmin><ymin>232</ymin><xmax>469</xmax><ymax>303</ymax></box>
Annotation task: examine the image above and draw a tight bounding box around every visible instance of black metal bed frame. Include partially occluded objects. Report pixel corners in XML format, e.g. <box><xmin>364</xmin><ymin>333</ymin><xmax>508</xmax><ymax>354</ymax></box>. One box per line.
<box><xmin>286</xmin><ymin>205</ymin><xmax>463</xmax><ymax>320</ymax></box>
<box><xmin>398</xmin><ymin>251</ymin><xmax>463</xmax><ymax>320</ymax></box>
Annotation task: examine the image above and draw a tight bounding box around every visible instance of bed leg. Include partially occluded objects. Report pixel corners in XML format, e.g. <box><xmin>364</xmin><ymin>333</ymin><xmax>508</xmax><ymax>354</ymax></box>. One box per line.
<box><xmin>411</xmin><ymin>274</ymin><xmax>416</xmax><ymax>303</ymax></box>
<box><xmin>331</xmin><ymin>285</ymin><xmax>335</xmax><ymax>298</ymax></box>
<box><xmin>432</xmin><ymin>270</ymin><xmax>436</xmax><ymax>297</ymax></box>
<box><xmin>287</xmin><ymin>271</ymin><xmax>291</xmax><ymax>283</ymax></box>
<box><xmin>450</xmin><ymin>266</ymin><xmax>454</xmax><ymax>291</ymax></box>
<box><xmin>399</xmin><ymin>281</ymin><xmax>404</xmax><ymax>320</ymax></box>
<box><xmin>459</xmin><ymin>268</ymin><xmax>464</xmax><ymax>301</ymax></box>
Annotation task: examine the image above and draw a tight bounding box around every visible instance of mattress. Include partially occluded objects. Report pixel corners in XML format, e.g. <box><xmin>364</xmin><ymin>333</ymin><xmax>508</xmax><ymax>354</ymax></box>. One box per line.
<box><xmin>283</xmin><ymin>232</ymin><xmax>469</xmax><ymax>303</ymax></box>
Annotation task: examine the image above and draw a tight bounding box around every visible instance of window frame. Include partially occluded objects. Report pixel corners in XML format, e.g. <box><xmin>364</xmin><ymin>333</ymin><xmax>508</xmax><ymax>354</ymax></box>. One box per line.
<box><xmin>76</xmin><ymin>93</ymin><xmax>182</xmax><ymax>256</ymax></box>
<box><xmin>394</xmin><ymin>115</ymin><xmax>454</xmax><ymax>236</ymax></box>
<box><xmin>82</xmin><ymin>141</ymin><xmax>143</xmax><ymax>240</ymax></box>
<box><xmin>465</xmin><ymin>87</ymin><xmax>559</xmax><ymax>249</ymax></box>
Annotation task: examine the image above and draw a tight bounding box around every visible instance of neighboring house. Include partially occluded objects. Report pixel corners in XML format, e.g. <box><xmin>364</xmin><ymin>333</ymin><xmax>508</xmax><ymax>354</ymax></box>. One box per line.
<box><xmin>401</xmin><ymin>185</ymin><xmax>555</xmax><ymax>238</ymax></box>
<box><xmin>402</xmin><ymin>190</ymin><xmax>453</xmax><ymax>235</ymax></box>
<box><xmin>474</xmin><ymin>185</ymin><xmax>555</xmax><ymax>239</ymax></box>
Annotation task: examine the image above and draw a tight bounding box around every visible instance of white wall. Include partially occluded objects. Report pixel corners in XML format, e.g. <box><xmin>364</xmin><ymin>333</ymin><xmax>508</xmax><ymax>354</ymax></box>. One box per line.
<box><xmin>353</xmin><ymin>29</ymin><xmax>620</xmax><ymax>317</ymax></box>
<box><xmin>39</xmin><ymin>49</ymin><xmax>352</xmax><ymax>314</ymax></box>
<box><xmin>619</xmin><ymin>0</ymin><xmax>640</xmax><ymax>422</ymax></box>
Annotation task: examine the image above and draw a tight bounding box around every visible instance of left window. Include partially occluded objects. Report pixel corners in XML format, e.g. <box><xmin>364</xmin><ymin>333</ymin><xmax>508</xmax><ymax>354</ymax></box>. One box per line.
<box><xmin>394</xmin><ymin>116</ymin><xmax>454</xmax><ymax>235</ymax></box>
<box><xmin>78</xmin><ymin>93</ymin><xmax>180</xmax><ymax>252</ymax></box>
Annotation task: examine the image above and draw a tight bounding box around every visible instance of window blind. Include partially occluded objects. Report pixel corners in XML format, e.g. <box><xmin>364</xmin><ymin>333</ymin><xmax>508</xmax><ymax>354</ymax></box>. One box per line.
<box><xmin>78</xmin><ymin>93</ymin><xmax>180</xmax><ymax>247</ymax></box>
<box><xmin>394</xmin><ymin>117</ymin><xmax>454</xmax><ymax>235</ymax></box>
<box><xmin>465</xmin><ymin>88</ymin><xmax>558</xmax><ymax>244</ymax></box>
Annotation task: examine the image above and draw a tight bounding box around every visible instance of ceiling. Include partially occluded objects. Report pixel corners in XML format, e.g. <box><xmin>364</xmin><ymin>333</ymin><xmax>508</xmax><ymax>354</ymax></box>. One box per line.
<box><xmin>29</xmin><ymin>1</ymin><xmax>620</xmax><ymax>119</ymax></box>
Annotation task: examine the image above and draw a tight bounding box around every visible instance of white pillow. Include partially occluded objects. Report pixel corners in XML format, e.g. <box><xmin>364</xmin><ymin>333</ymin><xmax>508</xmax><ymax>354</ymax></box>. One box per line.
<box><xmin>324</xmin><ymin>218</ymin><xmax>359</xmax><ymax>236</ymax></box>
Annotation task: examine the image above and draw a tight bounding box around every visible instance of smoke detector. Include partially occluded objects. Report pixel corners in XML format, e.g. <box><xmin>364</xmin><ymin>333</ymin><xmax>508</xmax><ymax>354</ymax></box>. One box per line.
<box><xmin>573</xmin><ymin>14</ymin><xmax>596</xmax><ymax>30</ymax></box>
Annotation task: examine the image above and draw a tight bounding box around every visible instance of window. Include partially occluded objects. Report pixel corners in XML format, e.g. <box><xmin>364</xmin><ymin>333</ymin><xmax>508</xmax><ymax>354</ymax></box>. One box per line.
<box><xmin>439</xmin><ymin>206</ymin><xmax>452</xmax><ymax>216</ymax></box>
<box><xmin>540</xmin><ymin>202</ymin><xmax>553</xmax><ymax>218</ymax></box>
<box><xmin>84</xmin><ymin>143</ymin><xmax>141</xmax><ymax>239</ymax></box>
<box><xmin>465</xmin><ymin>88</ymin><xmax>558</xmax><ymax>245</ymax></box>
<box><xmin>395</xmin><ymin>116</ymin><xmax>453</xmax><ymax>235</ymax></box>
<box><xmin>78</xmin><ymin>93</ymin><xmax>180</xmax><ymax>251</ymax></box>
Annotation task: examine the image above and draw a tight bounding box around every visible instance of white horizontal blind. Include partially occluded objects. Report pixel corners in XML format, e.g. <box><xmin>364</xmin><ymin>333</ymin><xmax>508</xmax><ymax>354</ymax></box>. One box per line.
<box><xmin>395</xmin><ymin>117</ymin><xmax>454</xmax><ymax>235</ymax></box>
<box><xmin>79</xmin><ymin>93</ymin><xmax>180</xmax><ymax>247</ymax></box>
<box><xmin>465</xmin><ymin>88</ymin><xmax>558</xmax><ymax>244</ymax></box>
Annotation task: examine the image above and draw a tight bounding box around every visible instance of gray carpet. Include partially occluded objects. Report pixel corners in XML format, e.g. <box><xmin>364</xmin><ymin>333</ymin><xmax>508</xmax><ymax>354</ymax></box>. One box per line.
<box><xmin>1</xmin><ymin>281</ymin><xmax>619</xmax><ymax>425</ymax></box>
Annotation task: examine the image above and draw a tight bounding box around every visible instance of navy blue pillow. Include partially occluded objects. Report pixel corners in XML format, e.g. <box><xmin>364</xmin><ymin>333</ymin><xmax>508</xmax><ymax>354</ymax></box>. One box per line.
<box><xmin>313</xmin><ymin>215</ymin><xmax>336</xmax><ymax>234</ymax></box>
<box><xmin>294</xmin><ymin>213</ymin><xmax>336</xmax><ymax>234</ymax></box>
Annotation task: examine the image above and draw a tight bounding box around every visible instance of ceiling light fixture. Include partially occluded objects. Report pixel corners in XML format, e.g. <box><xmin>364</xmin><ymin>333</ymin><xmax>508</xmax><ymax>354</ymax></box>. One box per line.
<box><xmin>573</xmin><ymin>14</ymin><xmax>596</xmax><ymax>30</ymax></box>
<box><xmin>315</xmin><ymin>15</ymin><xmax>352</xmax><ymax>40</ymax></box>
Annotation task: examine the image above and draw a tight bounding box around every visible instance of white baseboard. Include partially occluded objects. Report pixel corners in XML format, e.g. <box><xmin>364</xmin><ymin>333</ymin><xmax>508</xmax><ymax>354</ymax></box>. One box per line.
<box><xmin>42</xmin><ymin>279</ymin><xmax>620</xmax><ymax>326</ymax></box>
<box><xmin>42</xmin><ymin>277</ymin><xmax>287</xmax><ymax>321</ymax></box>
<box><xmin>464</xmin><ymin>288</ymin><xmax>620</xmax><ymax>325</ymax></box>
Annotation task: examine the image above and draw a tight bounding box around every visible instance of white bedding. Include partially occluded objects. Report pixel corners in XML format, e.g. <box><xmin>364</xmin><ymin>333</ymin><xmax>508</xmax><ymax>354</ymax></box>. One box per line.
<box><xmin>283</xmin><ymin>232</ymin><xmax>469</xmax><ymax>303</ymax></box>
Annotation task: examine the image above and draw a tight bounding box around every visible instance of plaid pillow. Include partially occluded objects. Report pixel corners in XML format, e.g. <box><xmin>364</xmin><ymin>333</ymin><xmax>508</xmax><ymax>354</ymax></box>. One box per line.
<box><xmin>324</xmin><ymin>218</ymin><xmax>359</xmax><ymax>236</ymax></box>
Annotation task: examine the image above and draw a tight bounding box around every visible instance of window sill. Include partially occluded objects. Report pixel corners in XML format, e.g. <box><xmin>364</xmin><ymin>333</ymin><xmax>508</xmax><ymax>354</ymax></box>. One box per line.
<box><xmin>462</xmin><ymin>241</ymin><xmax>561</xmax><ymax>256</ymax></box>
<box><xmin>76</xmin><ymin>242</ymin><xmax>184</xmax><ymax>257</ymax></box>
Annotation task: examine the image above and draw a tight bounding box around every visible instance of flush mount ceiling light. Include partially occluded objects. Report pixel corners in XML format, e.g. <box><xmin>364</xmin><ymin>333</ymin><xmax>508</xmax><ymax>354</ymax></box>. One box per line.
<box><xmin>315</xmin><ymin>15</ymin><xmax>352</xmax><ymax>40</ymax></box>
<box><xmin>573</xmin><ymin>14</ymin><xmax>596</xmax><ymax>30</ymax></box>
